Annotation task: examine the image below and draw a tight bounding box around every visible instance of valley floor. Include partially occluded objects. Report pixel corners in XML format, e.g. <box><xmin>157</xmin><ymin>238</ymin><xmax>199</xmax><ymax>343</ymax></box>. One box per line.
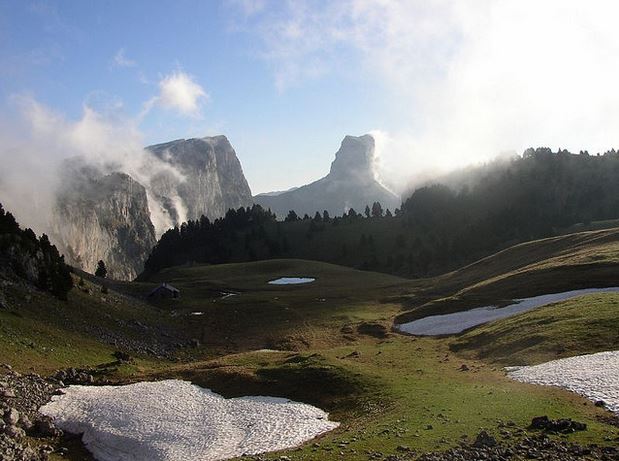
<box><xmin>1</xmin><ymin>249</ymin><xmax>619</xmax><ymax>460</ymax></box>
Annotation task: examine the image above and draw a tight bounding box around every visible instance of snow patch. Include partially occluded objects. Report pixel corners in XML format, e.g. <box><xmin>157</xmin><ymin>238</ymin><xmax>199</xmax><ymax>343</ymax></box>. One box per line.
<box><xmin>396</xmin><ymin>287</ymin><xmax>619</xmax><ymax>336</ymax></box>
<box><xmin>40</xmin><ymin>380</ymin><xmax>339</xmax><ymax>461</ymax></box>
<box><xmin>268</xmin><ymin>277</ymin><xmax>316</xmax><ymax>285</ymax></box>
<box><xmin>507</xmin><ymin>351</ymin><xmax>619</xmax><ymax>414</ymax></box>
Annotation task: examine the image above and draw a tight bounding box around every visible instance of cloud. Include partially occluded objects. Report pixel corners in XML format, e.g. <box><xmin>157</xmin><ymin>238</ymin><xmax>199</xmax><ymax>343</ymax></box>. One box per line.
<box><xmin>0</xmin><ymin>67</ymin><xmax>211</xmax><ymax>240</ymax></box>
<box><xmin>112</xmin><ymin>48</ymin><xmax>136</xmax><ymax>68</ymax></box>
<box><xmin>231</xmin><ymin>0</ymin><xmax>267</xmax><ymax>16</ymax></box>
<box><xmin>235</xmin><ymin>0</ymin><xmax>619</xmax><ymax>191</ymax></box>
<box><xmin>0</xmin><ymin>94</ymin><xmax>188</xmax><ymax>239</ymax></box>
<box><xmin>153</xmin><ymin>71</ymin><xmax>209</xmax><ymax>117</ymax></box>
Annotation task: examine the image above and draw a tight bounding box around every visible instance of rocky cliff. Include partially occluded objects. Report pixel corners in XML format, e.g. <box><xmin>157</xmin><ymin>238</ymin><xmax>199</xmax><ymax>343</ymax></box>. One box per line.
<box><xmin>52</xmin><ymin>164</ymin><xmax>156</xmax><ymax>281</ymax></box>
<box><xmin>255</xmin><ymin>134</ymin><xmax>400</xmax><ymax>217</ymax></box>
<box><xmin>50</xmin><ymin>135</ymin><xmax>253</xmax><ymax>280</ymax></box>
<box><xmin>146</xmin><ymin>136</ymin><xmax>253</xmax><ymax>223</ymax></box>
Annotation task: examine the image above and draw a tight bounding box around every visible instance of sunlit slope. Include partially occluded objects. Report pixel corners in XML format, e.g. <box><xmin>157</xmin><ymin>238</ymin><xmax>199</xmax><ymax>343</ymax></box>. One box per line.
<box><xmin>450</xmin><ymin>292</ymin><xmax>619</xmax><ymax>365</ymax></box>
<box><xmin>397</xmin><ymin>227</ymin><xmax>619</xmax><ymax>322</ymax></box>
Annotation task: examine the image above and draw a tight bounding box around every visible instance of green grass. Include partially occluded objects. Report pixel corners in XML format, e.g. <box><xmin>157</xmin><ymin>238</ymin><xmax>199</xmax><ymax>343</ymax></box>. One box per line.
<box><xmin>0</xmin><ymin>309</ymin><xmax>114</xmax><ymax>373</ymax></box>
<box><xmin>450</xmin><ymin>292</ymin><xmax>619</xmax><ymax>365</ymax></box>
<box><xmin>2</xmin><ymin>249</ymin><xmax>619</xmax><ymax>460</ymax></box>
<box><xmin>396</xmin><ymin>227</ymin><xmax>619</xmax><ymax>323</ymax></box>
<box><xmin>139</xmin><ymin>336</ymin><xmax>618</xmax><ymax>460</ymax></box>
<box><xmin>0</xmin><ymin>275</ymin><xmax>171</xmax><ymax>373</ymax></box>
<box><xmin>122</xmin><ymin>259</ymin><xmax>410</xmax><ymax>354</ymax></box>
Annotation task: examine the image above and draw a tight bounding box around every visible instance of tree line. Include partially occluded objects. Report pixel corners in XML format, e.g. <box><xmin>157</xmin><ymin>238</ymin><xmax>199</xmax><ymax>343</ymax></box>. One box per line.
<box><xmin>0</xmin><ymin>204</ymin><xmax>73</xmax><ymax>299</ymax></box>
<box><xmin>141</xmin><ymin>148</ymin><xmax>619</xmax><ymax>278</ymax></box>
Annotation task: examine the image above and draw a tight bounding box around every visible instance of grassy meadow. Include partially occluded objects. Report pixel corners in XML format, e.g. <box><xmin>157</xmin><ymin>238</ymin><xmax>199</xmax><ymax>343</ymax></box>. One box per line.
<box><xmin>1</xmin><ymin>233</ymin><xmax>619</xmax><ymax>460</ymax></box>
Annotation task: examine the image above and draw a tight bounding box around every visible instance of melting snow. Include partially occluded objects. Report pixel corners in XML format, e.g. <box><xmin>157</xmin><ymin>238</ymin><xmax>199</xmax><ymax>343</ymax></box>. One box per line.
<box><xmin>268</xmin><ymin>277</ymin><xmax>316</xmax><ymax>285</ymax></box>
<box><xmin>396</xmin><ymin>287</ymin><xmax>619</xmax><ymax>336</ymax></box>
<box><xmin>507</xmin><ymin>351</ymin><xmax>619</xmax><ymax>414</ymax></box>
<box><xmin>40</xmin><ymin>380</ymin><xmax>339</xmax><ymax>461</ymax></box>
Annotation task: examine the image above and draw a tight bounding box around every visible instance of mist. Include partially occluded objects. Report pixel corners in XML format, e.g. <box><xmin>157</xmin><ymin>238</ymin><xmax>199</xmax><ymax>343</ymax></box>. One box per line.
<box><xmin>0</xmin><ymin>95</ymin><xmax>187</xmax><ymax>239</ymax></box>
<box><xmin>0</xmin><ymin>68</ymin><xmax>213</xmax><ymax>241</ymax></box>
<box><xmin>238</xmin><ymin>0</ymin><xmax>619</xmax><ymax>194</ymax></box>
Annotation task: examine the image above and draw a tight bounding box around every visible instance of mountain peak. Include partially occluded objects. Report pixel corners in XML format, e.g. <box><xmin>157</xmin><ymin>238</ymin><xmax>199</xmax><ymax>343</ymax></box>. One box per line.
<box><xmin>329</xmin><ymin>134</ymin><xmax>376</xmax><ymax>181</ymax></box>
<box><xmin>254</xmin><ymin>133</ymin><xmax>399</xmax><ymax>218</ymax></box>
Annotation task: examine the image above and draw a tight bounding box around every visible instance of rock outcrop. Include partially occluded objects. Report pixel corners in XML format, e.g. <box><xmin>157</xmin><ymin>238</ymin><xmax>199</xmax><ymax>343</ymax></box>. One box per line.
<box><xmin>52</xmin><ymin>164</ymin><xmax>156</xmax><ymax>281</ymax></box>
<box><xmin>146</xmin><ymin>135</ymin><xmax>253</xmax><ymax>223</ymax></box>
<box><xmin>49</xmin><ymin>135</ymin><xmax>253</xmax><ymax>280</ymax></box>
<box><xmin>255</xmin><ymin>135</ymin><xmax>399</xmax><ymax>217</ymax></box>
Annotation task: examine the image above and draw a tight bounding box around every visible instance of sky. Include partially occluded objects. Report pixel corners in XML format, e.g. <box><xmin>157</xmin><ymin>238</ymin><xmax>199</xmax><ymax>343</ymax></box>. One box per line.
<box><xmin>2</xmin><ymin>0</ymin><xmax>619</xmax><ymax>197</ymax></box>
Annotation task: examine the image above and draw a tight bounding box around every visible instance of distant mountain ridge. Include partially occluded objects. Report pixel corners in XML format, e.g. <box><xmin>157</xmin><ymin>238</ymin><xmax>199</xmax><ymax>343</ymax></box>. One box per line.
<box><xmin>255</xmin><ymin>135</ymin><xmax>400</xmax><ymax>217</ymax></box>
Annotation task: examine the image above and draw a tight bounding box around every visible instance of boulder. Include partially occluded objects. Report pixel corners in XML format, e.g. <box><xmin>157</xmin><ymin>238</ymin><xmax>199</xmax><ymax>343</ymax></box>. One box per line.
<box><xmin>473</xmin><ymin>430</ymin><xmax>497</xmax><ymax>448</ymax></box>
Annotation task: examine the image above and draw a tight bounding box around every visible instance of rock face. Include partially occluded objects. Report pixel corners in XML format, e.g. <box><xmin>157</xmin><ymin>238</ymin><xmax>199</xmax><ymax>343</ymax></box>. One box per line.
<box><xmin>146</xmin><ymin>135</ymin><xmax>253</xmax><ymax>222</ymax></box>
<box><xmin>255</xmin><ymin>135</ymin><xmax>399</xmax><ymax>217</ymax></box>
<box><xmin>52</xmin><ymin>164</ymin><xmax>156</xmax><ymax>281</ymax></box>
<box><xmin>50</xmin><ymin>135</ymin><xmax>253</xmax><ymax>280</ymax></box>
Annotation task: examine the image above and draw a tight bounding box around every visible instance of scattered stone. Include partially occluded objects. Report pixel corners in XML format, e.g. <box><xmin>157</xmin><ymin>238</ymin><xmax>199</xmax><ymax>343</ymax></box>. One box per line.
<box><xmin>113</xmin><ymin>350</ymin><xmax>132</xmax><ymax>362</ymax></box>
<box><xmin>356</xmin><ymin>322</ymin><xmax>389</xmax><ymax>339</ymax></box>
<box><xmin>344</xmin><ymin>351</ymin><xmax>361</xmax><ymax>359</ymax></box>
<box><xmin>459</xmin><ymin>364</ymin><xmax>470</xmax><ymax>371</ymax></box>
<box><xmin>417</xmin><ymin>433</ymin><xmax>617</xmax><ymax>461</ymax></box>
<box><xmin>529</xmin><ymin>416</ymin><xmax>587</xmax><ymax>434</ymax></box>
<box><xmin>3</xmin><ymin>408</ymin><xmax>20</xmax><ymax>426</ymax></box>
<box><xmin>34</xmin><ymin>416</ymin><xmax>63</xmax><ymax>438</ymax></box>
<box><xmin>473</xmin><ymin>430</ymin><xmax>497</xmax><ymax>448</ymax></box>
<box><xmin>1</xmin><ymin>389</ymin><xmax>16</xmax><ymax>398</ymax></box>
<box><xmin>18</xmin><ymin>414</ymin><xmax>32</xmax><ymax>431</ymax></box>
<box><xmin>0</xmin><ymin>291</ymin><xmax>9</xmax><ymax>310</ymax></box>
<box><xmin>54</xmin><ymin>368</ymin><xmax>95</xmax><ymax>385</ymax></box>
<box><xmin>4</xmin><ymin>424</ymin><xmax>26</xmax><ymax>439</ymax></box>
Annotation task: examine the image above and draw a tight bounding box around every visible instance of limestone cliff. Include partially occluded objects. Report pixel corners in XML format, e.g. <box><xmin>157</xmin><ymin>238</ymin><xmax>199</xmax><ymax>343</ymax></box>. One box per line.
<box><xmin>50</xmin><ymin>135</ymin><xmax>253</xmax><ymax>280</ymax></box>
<box><xmin>146</xmin><ymin>135</ymin><xmax>253</xmax><ymax>223</ymax></box>
<box><xmin>52</xmin><ymin>165</ymin><xmax>156</xmax><ymax>281</ymax></box>
<box><xmin>255</xmin><ymin>135</ymin><xmax>399</xmax><ymax>217</ymax></box>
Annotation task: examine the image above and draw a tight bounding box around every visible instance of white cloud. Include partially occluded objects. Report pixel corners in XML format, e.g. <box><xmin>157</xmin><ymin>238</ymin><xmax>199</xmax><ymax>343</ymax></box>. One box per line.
<box><xmin>154</xmin><ymin>71</ymin><xmax>209</xmax><ymax>117</ymax></box>
<box><xmin>236</xmin><ymin>0</ymin><xmax>619</xmax><ymax>191</ymax></box>
<box><xmin>112</xmin><ymin>48</ymin><xmax>136</xmax><ymax>68</ymax></box>
<box><xmin>0</xmin><ymin>94</ymin><xmax>188</xmax><ymax>239</ymax></box>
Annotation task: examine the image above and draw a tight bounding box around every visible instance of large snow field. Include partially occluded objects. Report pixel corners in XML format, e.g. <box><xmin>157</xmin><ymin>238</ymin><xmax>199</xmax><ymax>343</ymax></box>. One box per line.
<box><xmin>396</xmin><ymin>287</ymin><xmax>619</xmax><ymax>336</ymax></box>
<box><xmin>40</xmin><ymin>379</ymin><xmax>339</xmax><ymax>461</ymax></box>
<box><xmin>507</xmin><ymin>351</ymin><xmax>619</xmax><ymax>414</ymax></box>
<box><xmin>268</xmin><ymin>277</ymin><xmax>316</xmax><ymax>285</ymax></box>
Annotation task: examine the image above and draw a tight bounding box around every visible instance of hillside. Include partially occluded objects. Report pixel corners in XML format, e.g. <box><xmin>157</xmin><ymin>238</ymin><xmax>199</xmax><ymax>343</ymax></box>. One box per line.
<box><xmin>2</xmin><ymin>214</ymin><xmax>619</xmax><ymax>460</ymax></box>
<box><xmin>395</xmin><ymin>226</ymin><xmax>619</xmax><ymax>323</ymax></box>
<box><xmin>0</xmin><ymin>204</ymin><xmax>72</xmax><ymax>300</ymax></box>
